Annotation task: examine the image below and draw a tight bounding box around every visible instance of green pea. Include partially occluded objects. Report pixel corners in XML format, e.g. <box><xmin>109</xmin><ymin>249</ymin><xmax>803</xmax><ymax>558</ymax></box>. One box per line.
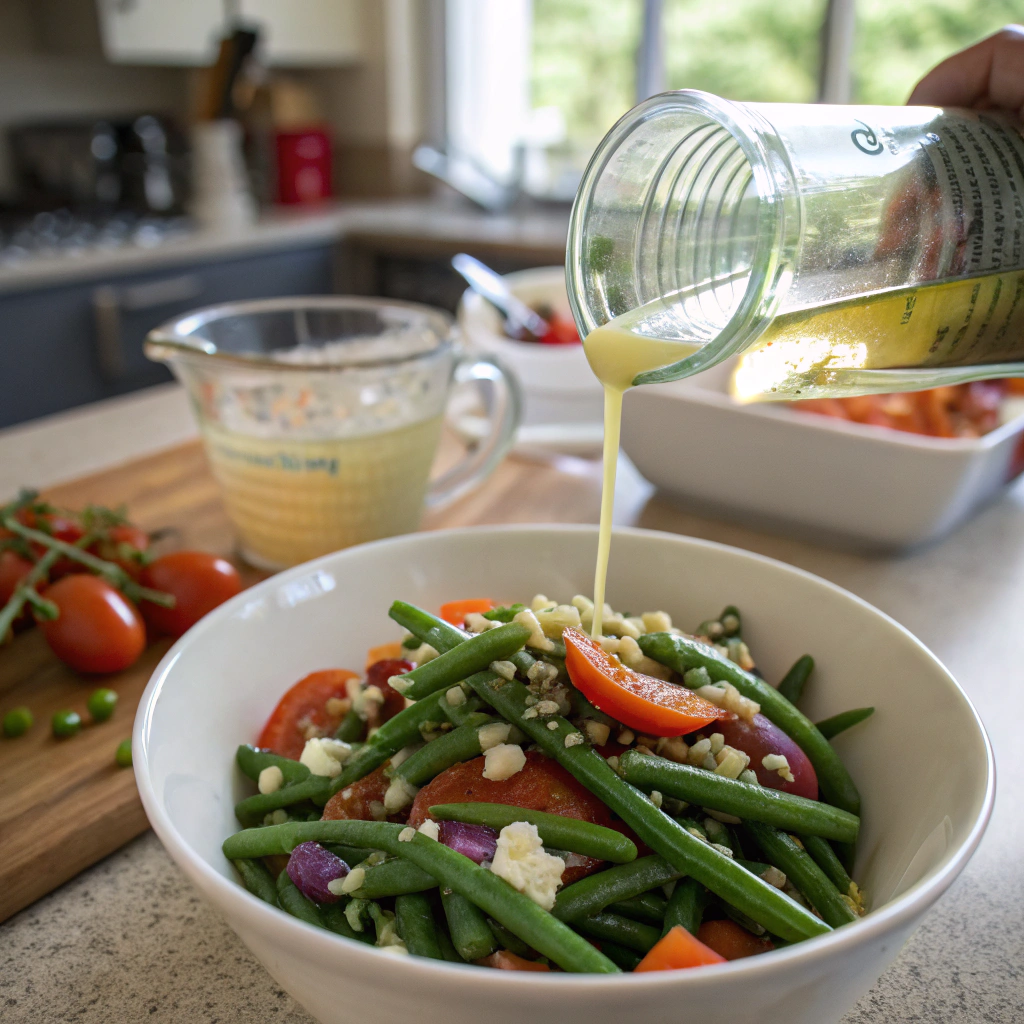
<box><xmin>87</xmin><ymin>688</ymin><xmax>118</xmax><ymax>722</ymax></box>
<box><xmin>2</xmin><ymin>706</ymin><xmax>33</xmax><ymax>737</ymax></box>
<box><xmin>115</xmin><ymin>739</ymin><xmax>133</xmax><ymax>767</ymax></box>
<box><xmin>52</xmin><ymin>709</ymin><xmax>82</xmax><ymax>738</ymax></box>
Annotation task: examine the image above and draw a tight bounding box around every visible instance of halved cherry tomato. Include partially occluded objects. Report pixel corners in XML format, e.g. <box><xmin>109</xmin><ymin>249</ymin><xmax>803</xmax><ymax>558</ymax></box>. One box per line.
<box><xmin>715</xmin><ymin>713</ymin><xmax>818</xmax><ymax>800</ymax></box>
<box><xmin>38</xmin><ymin>574</ymin><xmax>145</xmax><ymax>674</ymax></box>
<box><xmin>408</xmin><ymin>750</ymin><xmax>611</xmax><ymax>883</ymax></box>
<box><xmin>476</xmin><ymin>951</ymin><xmax>550</xmax><ymax>971</ymax></box>
<box><xmin>257</xmin><ymin>668</ymin><xmax>360</xmax><ymax>759</ymax></box>
<box><xmin>439</xmin><ymin>598</ymin><xmax>494</xmax><ymax>626</ymax></box>
<box><xmin>634</xmin><ymin>925</ymin><xmax>726</xmax><ymax>972</ymax></box>
<box><xmin>365</xmin><ymin>658</ymin><xmax>412</xmax><ymax>725</ymax></box>
<box><xmin>321</xmin><ymin>764</ymin><xmax>393</xmax><ymax>821</ymax></box>
<box><xmin>0</xmin><ymin>549</ymin><xmax>34</xmax><ymax>605</ymax></box>
<box><xmin>697</xmin><ymin>919</ymin><xmax>774</xmax><ymax>960</ymax></box>
<box><xmin>563</xmin><ymin>628</ymin><xmax>724</xmax><ymax>738</ymax></box>
<box><xmin>139</xmin><ymin>551</ymin><xmax>243</xmax><ymax>637</ymax></box>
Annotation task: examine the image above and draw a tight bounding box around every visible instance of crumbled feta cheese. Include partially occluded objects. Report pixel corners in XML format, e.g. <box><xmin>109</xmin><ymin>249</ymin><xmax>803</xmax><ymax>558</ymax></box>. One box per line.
<box><xmin>655</xmin><ymin>736</ymin><xmax>689</xmax><ymax>764</ymax></box>
<box><xmin>546</xmin><ymin>721</ymin><xmax>560</xmax><ymax>731</ymax></box>
<box><xmin>606</xmin><ymin>755</ymin><xmax>620</xmax><ymax>772</ymax></box>
<box><xmin>389</xmin><ymin>745</ymin><xmax>419</xmax><ymax>770</ymax></box>
<box><xmin>383</xmin><ymin>775</ymin><xmax>419</xmax><ymax>813</ymax></box>
<box><xmin>339</xmin><ymin>867</ymin><xmax>366</xmax><ymax>894</ymax></box>
<box><xmin>524</xmin><ymin>694</ymin><xmax>539</xmax><ymax>706</ymax></box>
<box><xmin>571</xmin><ymin>595</ymin><xmax>596</xmax><ymax>630</ymax></box>
<box><xmin>353</xmin><ymin>684</ymin><xmax>385</xmax><ymax>720</ymax></box>
<box><xmin>258</xmin><ymin>765</ymin><xmax>284</xmax><ymax>794</ymax></box>
<box><xmin>762</xmin><ymin>865</ymin><xmax>787</xmax><ymax>889</ymax></box>
<box><xmin>398</xmin><ymin>826</ymin><xmax>416</xmax><ymax>842</ymax></box>
<box><xmin>695</xmin><ymin>682</ymin><xmax>760</xmax><ymax>722</ymax></box>
<box><xmin>625</xmin><ymin>616</ymin><xmax>646</xmax><ymax>636</ymax></box>
<box><xmin>683</xmin><ymin>667</ymin><xmax>712</xmax><ymax>689</ymax></box>
<box><xmin>464</xmin><ymin>612</ymin><xmax>493</xmax><ymax>633</ymax></box>
<box><xmin>635</xmin><ymin>744</ymin><xmax>655</xmax><ymax>756</ymax></box>
<box><xmin>378</xmin><ymin>943</ymin><xmax>409</xmax><ymax>955</ymax></box>
<box><xmin>521</xmin><ymin>707</ymin><xmax>539</xmax><ymax>719</ymax></box>
<box><xmin>583</xmin><ymin>720</ymin><xmax>610</xmax><ymax>746</ymax></box>
<box><xmin>297</xmin><ymin>715</ymin><xmax>325</xmax><ymax>741</ymax></box>
<box><xmin>345</xmin><ymin>677</ymin><xmax>363</xmax><ymax>701</ymax></box>
<box><xmin>299</xmin><ymin>737</ymin><xmax>353</xmax><ymax>777</ymax></box>
<box><xmin>513</xmin><ymin>609</ymin><xmax>555</xmax><ymax>652</ymax></box>
<box><xmin>530</xmin><ymin>594</ymin><xmax>552</xmax><ymax>612</ymax></box>
<box><xmin>564</xmin><ymin>732</ymin><xmax>584</xmax><ymax>748</ymax></box>
<box><xmin>388</xmin><ymin>674</ymin><xmax>411</xmax><ymax>695</ymax></box>
<box><xmin>369</xmin><ymin>800</ymin><xmax>387</xmax><ymax>821</ymax></box>
<box><xmin>526</xmin><ymin>661</ymin><xmax>558</xmax><ymax>685</ymax></box>
<box><xmin>325</xmin><ymin>697</ymin><xmax>350</xmax><ymax>717</ymax></box>
<box><xmin>477</xmin><ymin>722</ymin><xmax>512</xmax><ymax>751</ymax></box>
<box><xmin>710</xmin><ymin>842</ymin><xmax>735</xmax><ymax>858</ymax></box>
<box><xmin>535</xmin><ymin>603</ymin><xmax>582</xmax><ymax>639</ymax></box>
<box><xmin>602</xmin><ymin>615</ymin><xmax>641</xmax><ymax>640</ymax></box>
<box><xmin>598</xmin><ymin>635</ymin><xmax>622</xmax><ymax>655</ymax></box>
<box><xmin>702</xmin><ymin>753</ymin><xmax>719</xmax><ymax>771</ymax></box>
<box><xmin>739</xmin><ymin>769</ymin><xmax>760</xmax><ymax>785</ymax></box>
<box><xmin>641</xmin><ymin>611</ymin><xmax>672</xmax><ymax>634</ymax></box>
<box><xmin>687</xmin><ymin>737</ymin><xmax>711</xmax><ymax>765</ymax></box>
<box><xmin>618</xmin><ymin>729</ymin><xmax>635</xmax><ymax>746</ymax></box>
<box><xmin>489</xmin><ymin>822</ymin><xmax>565</xmax><ymax>910</ymax></box>
<box><xmin>490</xmin><ymin>660</ymin><xmax>517</xmax><ymax>681</ymax></box>
<box><xmin>263</xmin><ymin>809</ymin><xmax>289</xmax><ymax>826</ymax></box>
<box><xmin>482</xmin><ymin>743</ymin><xmax>527</xmax><ymax>781</ymax></box>
<box><xmin>704</xmin><ymin>807</ymin><xmax>743</xmax><ymax>825</ymax></box>
<box><xmin>446</xmin><ymin>685</ymin><xmax>467</xmax><ymax>707</ymax></box>
<box><xmin>726</xmin><ymin>638</ymin><xmax>755</xmax><ymax>671</ymax></box>
<box><xmin>417</xmin><ymin>819</ymin><xmax>439</xmax><ymax>841</ymax></box>
<box><xmin>616</xmin><ymin>635</ymin><xmax>644</xmax><ymax>668</ymax></box>
<box><xmin>708</xmin><ymin>732</ymin><xmax>725</xmax><ymax>756</ymax></box>
<box><xmin>762</xmin><ymin>753</ymin><xmax>795</xmax><ymax>783</ymax></box>
<box><xmin>406</xmin><ymin>641</ymin><xmax>442</xmax><ymax>662</ymax></box>
<box><xmin>534</xmin><ymin>699</ymin><xmax>560</xmax><ymax>716</ymax></box>
<box><xmin>715</xmin><ymin>745</ymin><xmax>751</xmax><ymax>779</ymax></box>
<box><xmin>649</xmin><ymin>790</ymin><xmax>663</xmax><ymax>809</ymax></box>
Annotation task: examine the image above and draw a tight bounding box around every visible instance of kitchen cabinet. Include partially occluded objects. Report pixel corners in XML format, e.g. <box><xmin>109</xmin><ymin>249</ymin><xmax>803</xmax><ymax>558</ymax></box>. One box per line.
<box><xmin>97</xmin><ymin>0</ymin><xmax>361</xmax><ymax>67</ymax></box>
<box><xmin>0</xmin><ymin>242</ymin><xmax>335</xmax><ymax>429</ymax></box>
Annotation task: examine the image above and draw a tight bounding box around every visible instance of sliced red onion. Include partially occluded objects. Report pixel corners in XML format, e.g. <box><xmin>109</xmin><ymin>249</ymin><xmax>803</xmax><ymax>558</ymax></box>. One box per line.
<box><xmin>286</xmin><ymin>841</ymin><xmax>349</xmax><ymax>903</ymax></box>
<box><xmin>438</xmin><ymin>820</ymin><xmax>498</xmax><ymax>863</ymax></box>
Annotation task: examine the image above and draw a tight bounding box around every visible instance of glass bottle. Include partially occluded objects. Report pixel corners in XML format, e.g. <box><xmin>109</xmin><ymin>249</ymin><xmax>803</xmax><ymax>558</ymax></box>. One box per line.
<box><xmin>567</xmin><ymin>90</ymin><xmax>1024</xmax><ymax>400</ymax></box>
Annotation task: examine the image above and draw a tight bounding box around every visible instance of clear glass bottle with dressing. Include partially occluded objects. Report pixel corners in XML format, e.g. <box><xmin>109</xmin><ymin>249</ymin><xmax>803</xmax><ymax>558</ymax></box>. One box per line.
<box><xmin>567</xmin><ymin>90</ymin><xmax>1024</xmax><ymax>401</ymax></box>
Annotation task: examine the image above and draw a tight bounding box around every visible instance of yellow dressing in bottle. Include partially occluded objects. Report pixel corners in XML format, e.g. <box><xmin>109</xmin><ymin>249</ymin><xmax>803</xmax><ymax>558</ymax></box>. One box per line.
<box><xmin>583</xmin><ymin>322</ymin><xmax>699</xmax><ymax>637</ymax></box>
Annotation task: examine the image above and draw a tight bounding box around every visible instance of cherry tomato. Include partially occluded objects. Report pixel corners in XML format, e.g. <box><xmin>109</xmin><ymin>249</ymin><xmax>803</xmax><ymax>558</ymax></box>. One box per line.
<box><xmin>257</xmin><ymin>668</ymin><xmax>360</xmax><ymax>759</ymax></box>
<box><xmin>715</xmin><ymin>713</ymin><xmax>818</xmax><ymax>800</ymax></box>
<box><xmin>365</xmin><ymin>658</ymin><xmax>413</xmax><ymax>724</ymax></box>
<box><xmin>17</xmin><ymin>510</ymin><xmax>86</xmax><ymax>578</ymax></box>
<box><xmin>0</xmin><ymin>549</ymin><xmax>34</xmax><ymax>605</ymax></box>
<box><xmin>476</xmin><ymin>952</ymin><xmax>550</xmax><ymax>971</ymax></box>
<box><xmin>39</xmin><ymin>575</ymin><xmax>145</xmax><ymax>674</ymax></box>
<box><xmin>90</xmin><ymin>524</ymin><xmax>150</xmax><ymax>579</ymax></box>
<box><xmin>439</xmin><ymin>598</ymin><xmax>494</xmax><ymax>626</ymax></box>
<box><xmin>321</xmin><ymin>764</ymin><xmax>395</xmax><ymax>821</ymax></box>
<box><xmin>564</xmin><ymin>628</ymin><xmax>724</xmax><ymax>737</ymax></box>
<box><xmin>408</xmin><ymin>750</ymin><xmax>613</xmax><ymax>883</ymax></box>
<box><xmin>139</xmin><ymin>551</ymin><xmax>242</xmax><ymax>637</ymax></box>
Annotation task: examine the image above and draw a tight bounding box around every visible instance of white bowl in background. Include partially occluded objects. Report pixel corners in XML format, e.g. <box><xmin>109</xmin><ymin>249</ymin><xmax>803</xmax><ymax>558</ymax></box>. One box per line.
<box><xmin>134</xmin><ymin>525</ymin><xmax>993</xmax><ymax>1024</ymax></box>
<box><xmin>457</xmin><ymin>266</ymin><xmax>603</xmax><ymax>454</ymax></box>
<box><xmin>621</xmin><ymin>360</ymin><xmax>1024</xmax><ymax>550</ymax></box>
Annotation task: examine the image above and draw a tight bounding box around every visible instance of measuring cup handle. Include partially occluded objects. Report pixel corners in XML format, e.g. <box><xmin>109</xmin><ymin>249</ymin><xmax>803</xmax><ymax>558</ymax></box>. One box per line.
<box><xmin>425</xmin><ymin>355</ymin><xmax>521</xmax><ymax>509</ymax></box>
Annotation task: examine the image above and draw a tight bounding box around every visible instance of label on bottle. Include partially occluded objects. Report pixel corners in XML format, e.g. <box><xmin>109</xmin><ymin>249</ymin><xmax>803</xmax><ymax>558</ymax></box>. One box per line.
<box><xmin>921</xmin><ymin>116</ymin><xmax>1024</xmax><ymax>280</ymax></box>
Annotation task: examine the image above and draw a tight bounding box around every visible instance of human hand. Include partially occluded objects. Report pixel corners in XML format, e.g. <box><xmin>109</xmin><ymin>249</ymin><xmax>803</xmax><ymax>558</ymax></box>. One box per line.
<box><xmin>908</xmin><ymin>25</ymin><xmax>1024</xmax><ymax>115</ymax></box>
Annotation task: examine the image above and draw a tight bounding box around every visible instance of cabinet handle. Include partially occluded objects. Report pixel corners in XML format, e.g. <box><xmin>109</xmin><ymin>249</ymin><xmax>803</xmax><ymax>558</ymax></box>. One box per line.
<box><xmin>93</xmin><ymin>285</ymin><xmax>124</xmax><ymax>380</ymax></box>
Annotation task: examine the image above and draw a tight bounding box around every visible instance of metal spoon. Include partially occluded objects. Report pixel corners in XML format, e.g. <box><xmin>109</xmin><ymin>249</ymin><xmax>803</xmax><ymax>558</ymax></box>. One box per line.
<box><xmin>451</xmin><ymin>253</ymin><xmax>550</xmax><ymax>340</ymax></box>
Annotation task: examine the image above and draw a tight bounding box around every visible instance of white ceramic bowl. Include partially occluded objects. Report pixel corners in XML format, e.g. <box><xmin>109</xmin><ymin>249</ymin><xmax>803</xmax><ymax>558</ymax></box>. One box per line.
<box><xmin>134</xmin><ymin>526</ymin><xmax>993</xmax><ymax>1024</ymax></box>
<box><xmin>621</xmin><ymin>360</ymin><xmax>1024</xmax><ymax>550</ymax></box>
<box><xmin>457</xmin><ymin>267</ymin><xmax>603</xmax><ymax>453</ymax></box>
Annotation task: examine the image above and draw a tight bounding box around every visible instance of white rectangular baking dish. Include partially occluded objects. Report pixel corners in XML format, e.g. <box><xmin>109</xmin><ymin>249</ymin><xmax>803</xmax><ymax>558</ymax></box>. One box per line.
<box><xmin>620</xmin><ymin>360</ymin><xmax>1024</xmax><ymax>551</ymax></box>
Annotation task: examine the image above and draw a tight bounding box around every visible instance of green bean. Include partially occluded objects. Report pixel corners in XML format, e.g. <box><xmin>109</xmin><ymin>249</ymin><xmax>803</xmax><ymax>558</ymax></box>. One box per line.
<box><xmin>486</xmin><ymin>918</ymin><xmax>536</xmax><ymax>960</ymax></box>
<box><xmin>553</xmin><ymin>856</ymin><xmax>682</xmax><ymax>922</ymax></box>
<box><xmin>440</xmin><ymin>692</ymin><xmax>487</xmax><ymax>727</ymax></box>
<box><xmin>395</xmin><ymin>604</ymin><xmax>830</xmax><ymax>943</ymax></box>
<box><xmin>236</xmin><ymin>744</ymin><xmax>311</xmax><ymax>785</ymax></box>
<box><xmin>329</xmin><ymin>689</ymin><xmax>449</xmax><ymax>792</ymax></box>
<box><xmin>391</xmin><ymin>622</ymin><xmax>531</xmax><ymax>701</ymax></box>
<box><xmin>222</xmin><ymin>820</ymin><xmax>618</xmax><ymax>973</ymax></box>
<box><xmin>335</xmin><ymin>709</ymin><xmax>365</xmax><ymax>743</ymax></box>
<box><xmin>235</xmin><ymin>776</ymin><xmax>331</xmax><ymax>827</ymax></box>
<box><xmin>619</xmin><ymin>751</ymin><xmax>860</xmax><ymax>843</ymax></box>
<box><xmin>276</xmin><ymin>870</ymin><xmax>324</xmax><ymax>928</ymax></box>
<box><xmin>816</xmin><ymin>707</ymin><xmax>874</xmax><ymax>741</ymax></box>
<box><xmin>231</xmin><ymin>858</ymin><xmax>280</xmax><ymax>907</ymax></box>
<box><xmin>574</xmin><ymin>912</ymin><xmax>661</xmax><ymax>955</ymax></box>
<box><xmin>609</xmin><ymin>891</ymin><xmax>668</xmax><ymax>925</ymax></box>
<box><xmin>800</xmin><ymin>835</ymin><xmax>854</xmax><ymax>895</ymax></box>
<box><xmin>663</xmin><ymin>877</ymin><xmax>709</xmax><ymax>936</ymax></box>
<box><xmin>441</xmin><ymin>889</ymin><xmax>499</xmax><ymax>961</ymax></box>
<box><xmin>778</xmin><ymin>655</ymin><xmax>814</xmax><ymax>706</ymax></box>
<box><xmin>320</xmin><ymin>902</ymin><xmax>374</xmax><ymax>943</ymax></box>
<box><xmin>351</xmin><ymin>856</ymin><xmax>438</xmax><ymax>898</ymax></box>
<box><xmin>434</xmin><ymin>913</ymin><xmax>467</xmax><ymax>962</ymax></box>
<box><xmin>736</xmin><ymin>859</ymin><xmax>772</xmax><ymax>877</ymax></box>
<box><xmin>395</xmin><ymin>893</ymin><xmax>444</xmax><ymax>959</ymax></box>
<box><xmin>746</xmin><ymin>822</ymin><xmax>857</xmax><ymax>929</ymax></box>
<box><xmin>322</xmin><ymin>843</ymin><xmax>375</xmax><ymax>865</ymax></box>
<box><xmin>395</xmin><ymin>714</ymin><xmax>497</xmax><ymax>787</ymax></box>
<box><xmin>638</xmin><ymin>632</ymin><xmax>861</xmax><ymax>815</ymax></box>
<box><xmin>600</xmin><ymin>941</ymin><xmax>643</xmax><ymax>971</ymax></box>
<box><xmin>430</xmin><ymin>803</ymin><xmax>637</xmax><ymax>864</ymax></box>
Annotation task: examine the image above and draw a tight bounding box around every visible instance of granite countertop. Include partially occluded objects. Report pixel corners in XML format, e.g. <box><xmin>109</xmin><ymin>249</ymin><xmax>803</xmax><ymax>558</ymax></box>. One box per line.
<box><xmin>0</xmin><ymin>198</ymin><xmax>571</xmax><ymax>295</ymax></box>
<box><xmin>2</xmin><ymin>387</ymin><xmax>1023</xmax><ymax>1022</ymax></box>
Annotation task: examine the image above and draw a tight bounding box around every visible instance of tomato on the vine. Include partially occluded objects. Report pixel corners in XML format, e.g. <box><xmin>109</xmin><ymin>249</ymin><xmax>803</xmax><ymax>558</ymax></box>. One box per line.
<box><xmin>90</xmin><ymin>523</ymin><xmax>150</xmax><ymax>579</ymax></box>
<box><xmin>39</xmin><ymin>574</ymin><xmax>145</xmax><ymax>674</ymax></box>
<box><xmin>0</xmin><ymin>549</ymin><xmax>33</xmax><ymax>605</ymax></box>
<box><xmin>139</xmin><ymin>551</ymin><xmax>243</xmax><ymax>637</ymax></box>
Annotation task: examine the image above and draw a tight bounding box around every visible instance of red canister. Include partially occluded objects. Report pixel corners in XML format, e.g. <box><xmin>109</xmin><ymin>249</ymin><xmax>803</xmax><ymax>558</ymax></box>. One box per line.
<box><xmin>275</xmin><ymin>128</ymin><xmax>332</xmax><ymax>205</ymax></box>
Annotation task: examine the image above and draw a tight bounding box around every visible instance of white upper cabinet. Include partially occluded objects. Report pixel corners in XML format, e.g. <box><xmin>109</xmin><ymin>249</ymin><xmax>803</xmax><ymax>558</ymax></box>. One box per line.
<box><xmin>97</xmin><ymin>0</ymin><xmax>362</xmax><ymax>67</ymax></box>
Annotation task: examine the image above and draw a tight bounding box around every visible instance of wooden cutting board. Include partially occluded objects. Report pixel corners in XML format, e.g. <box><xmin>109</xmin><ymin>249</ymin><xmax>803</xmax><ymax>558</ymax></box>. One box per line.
<box><xmin>0</xmin><ymin>438</ymin><xmax>607</xmax><ymax>923</ymax></box>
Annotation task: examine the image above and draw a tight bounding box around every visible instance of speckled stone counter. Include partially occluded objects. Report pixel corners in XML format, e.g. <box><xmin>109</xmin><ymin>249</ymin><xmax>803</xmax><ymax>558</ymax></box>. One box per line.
<box><xmin>2</xmin><ymin>390</ymin><xmax>1023</xmax><ymax>1022</ymax></box>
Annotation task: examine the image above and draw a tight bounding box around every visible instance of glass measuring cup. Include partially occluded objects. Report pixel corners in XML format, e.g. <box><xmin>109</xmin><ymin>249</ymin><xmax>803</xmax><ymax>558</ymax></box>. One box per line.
<box><xmin>145</xmin><ymin>296</ymin><xmax>520</xmax><ymax>569</ymax></box>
